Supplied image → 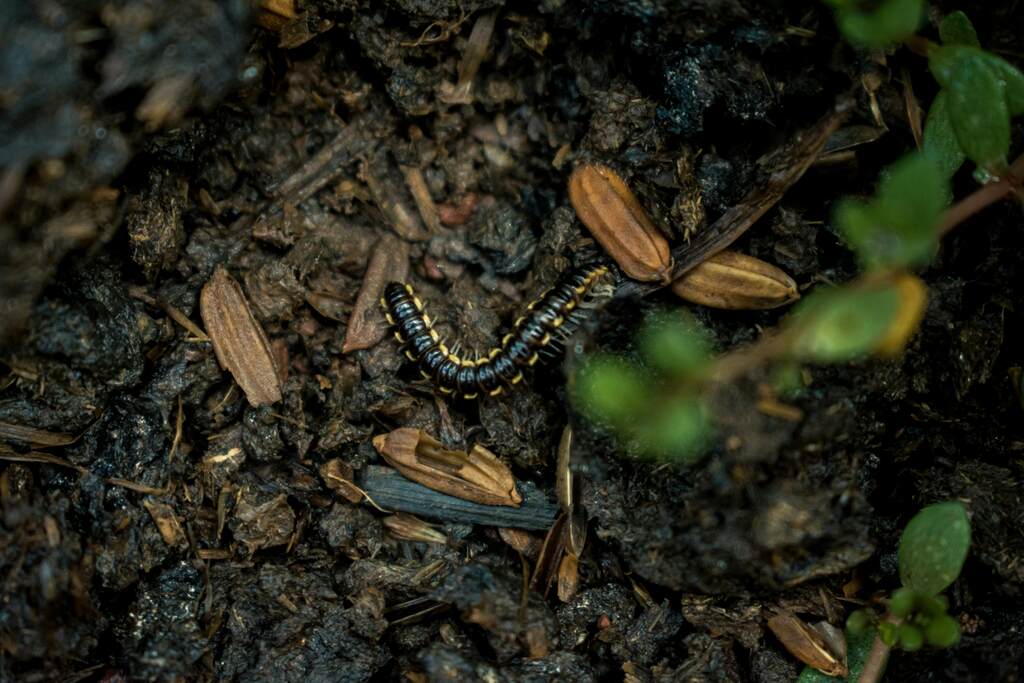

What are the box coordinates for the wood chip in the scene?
[200,268,282,406]
[372,428,521,507]
[401,165,441,233]
[342,235,409,353]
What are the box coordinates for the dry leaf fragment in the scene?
[383,513,447,544]
[671,250,799,310]
[342,235,409,353]
[142,499,188,549]
[200,267,282,406]
[767,611,848,677]
[319,458,364,504]
[372,428,521,507]
[569,164,672,283]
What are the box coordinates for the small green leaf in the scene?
[897,624,924,651]
[898,501,971,596]
[938,11,979,47]
[930,46,1011,167]
[797,624,879,682]
[889,587,916,618]
[836,154,945,269]
[791,286,900,363]
[574,356,647,425]
[639,311,712,379]
[923,91,966,179]
[977,52,1024,115]
[846,609,872,635]
[924,615,961,648]
[832,0,923,48]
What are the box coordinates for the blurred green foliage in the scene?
[825,0,923,48]
[573,311,711,462]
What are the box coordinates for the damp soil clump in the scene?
[1,1,1023,681]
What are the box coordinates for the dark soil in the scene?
[1,1,1023,681]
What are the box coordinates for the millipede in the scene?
[380,263,612,399]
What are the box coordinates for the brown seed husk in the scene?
[372,428,522,507]
[671,250,799,310]
[568,164,672,283]
[767,611,847,677]
[200,267,282,406]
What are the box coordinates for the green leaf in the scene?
[797,625,879,682]
[833,0,923,48]
[930,46,1011,167]
[836,154,945,269]
[898,501,971,596]
[939,11,979,47]
[923,91,966,179]
[790,286,900,362]
[977,52,1024,115]
[639,311,712,379]
[574,356,647,425]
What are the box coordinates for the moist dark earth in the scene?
[1,1,1023,681]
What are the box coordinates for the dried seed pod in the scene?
[767,612,848,678]
[200,268,282,406]
[569,163,672,283]
[671,251,799,310]
[372,428,522,507]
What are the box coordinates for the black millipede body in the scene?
[380,264,610,399]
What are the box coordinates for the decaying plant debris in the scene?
[1,0,1024,681]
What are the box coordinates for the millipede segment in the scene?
[380,264,610,399]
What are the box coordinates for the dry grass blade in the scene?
[200,267,282,407]
[373,428,522,507]
[0,421,76,448]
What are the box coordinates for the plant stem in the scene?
[858,634,892,683]
[938,152,1024,236]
